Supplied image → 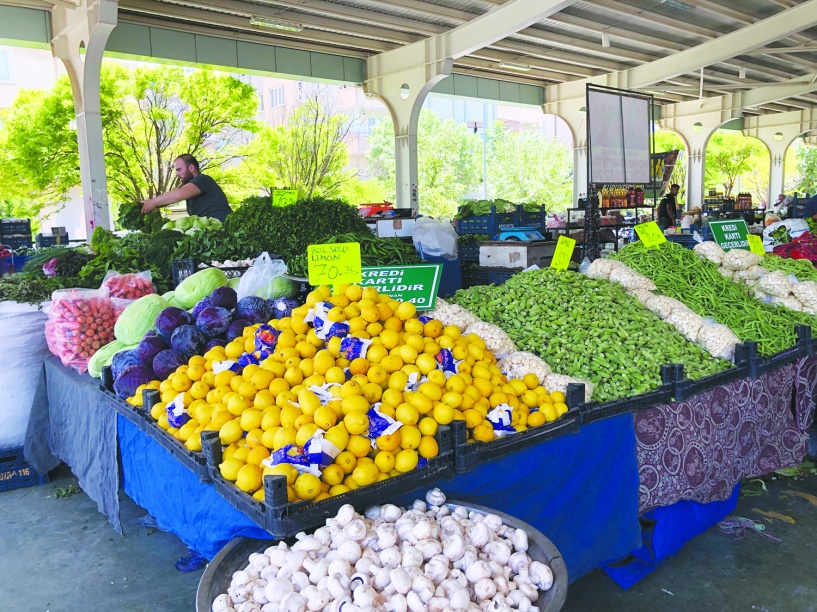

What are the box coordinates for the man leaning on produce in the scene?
[140,154,232,222]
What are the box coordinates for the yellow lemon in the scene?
[346,435,372,458]
[419,382,443,402]
[321,463,345,486]
[219,419,244,445]
[527,411,546,427]
[210,410,233,430]
[340,380,363,399]
[400,425,421,450]
[298,389,322,416]
[415,353,437,375]
[381,355,404,374]
[409,391,432,415]
[261,407,282,430]
[374,450,395,473]
[185,431,202,452]
[240,409,263,432]
[418,435,439,459]
[313,405,338,430]
[433,403,454,425]
[272,426,297,450]
[294,473,322,500]
[150,402,166,421]
[550,391,566,404]
[395,403,419,426]
[189,381,209,400]
[226,394,250,417]
[295,423,319,448]
[232,446,251,462]
[376,430,401,452]
[418,416,438,437]
[523,373,540,390]
[324,366,345,385]
[395,301,417,321]
[246,444,271,465]
[427,370,447,387]
[335,450,357,474]
[554,402,569,417]
[423,319,444,338]
[219,458,244,481]
[351,462,379,487]
[263,463,298,485]
[324,423,350,450]
[472,423,495,442]
[398,344,418,365]
[394,449,419,472]
[245,428,265,449]
[250,368,274,391]
[343,411,369,435]
[279,404,302,428]
[441,391,463,409]
[172,373,192,393]
[254,390,275,410]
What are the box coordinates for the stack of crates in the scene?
[0,447,48,492]
[0,218,32,251]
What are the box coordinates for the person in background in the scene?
[657,184,680,229]
[140,154,232,222]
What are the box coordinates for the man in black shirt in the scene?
[140,154,232,222]
[657,183,680,229]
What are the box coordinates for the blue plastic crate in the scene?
[487,269,517,285]
[458,243,481,262]
[665,234,698,250]
[0,447,49,492]
[461,268,490,288]
[455,206,518,235]
[517,205,547,232]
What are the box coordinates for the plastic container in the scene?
[171,259,264,288]
[196,500,568,612]
[36,234,68,248]
[487,268,518,286]
[580,386,673,424]
[458,242,481,262]
[202,427,454,538]
[660,363,746,402]
[664,234,698,250]
[0,219,32,237]
[2,235,32,250]
[0,447,49,492]
[455,205,518,235]
[734,326,810,378]
[461,267,490,288]
[518,204,548,233]
[451,385,583,474]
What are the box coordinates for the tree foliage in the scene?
[486,121,573,212]
[368,110,482,219]
[792,142,817,195]
[654,131,687,205]
[233,95,356,200]
[0,63,260,220]
[705,130,768,198]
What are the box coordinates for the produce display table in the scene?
[22,356,815,585]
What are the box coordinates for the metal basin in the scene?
[197,500,568,611]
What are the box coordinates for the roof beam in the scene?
[547,0,817,102]
[367,0,578,79]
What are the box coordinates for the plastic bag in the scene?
[644,294,689,320]
[544,373,593,403]
[791,280,817,311]
[696,322,740,361]
[608,265,656,291]
[627,288,654,304]
[412,217,458,259]
[0,301,49,448]
[757,270,795,298]
[722,249,762,271]
[586,257,623,280]
[693,241,725,265]
[464,320,516,359]
[46,287,117,373]
[666,309,705,343]
[427,302,477,330]
[235,252,288,301]
[101,270,155,300]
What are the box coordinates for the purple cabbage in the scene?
[236,296,269,324]
[204,338,227,352]
[191,297,213,318]
[226,318,250,341]
[112,349,142,380]
[270,297,299,319]
[153,349,186,380]
[155,307,194,343]
[196,306,233,337]
[171,324,206,358]
[136,335,168,367]
[114,365,154,399]
[209,286,237,310]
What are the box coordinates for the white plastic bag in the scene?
[0,301,50,448]
[412,217,458,259]
[235,252,288,300]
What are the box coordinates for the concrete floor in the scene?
[2,465,816,612]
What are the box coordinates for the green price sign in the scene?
[634,221,667,248]
[358,264,442,310]
[272,189,299,206]
[747,234,766,256]
[550,235,576,271]
[307,242,362,286]
[709,219,750,252]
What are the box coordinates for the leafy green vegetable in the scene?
[0,274,64,304]
[117,201,165,234]
[288,232,422,277]
[761,255,817,282]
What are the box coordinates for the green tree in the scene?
[793,142,817,194]
[367,110,482,219]
[0,63,260,220]
[232,96,356,200]
[705,131,768,198]
[486,121,573,212]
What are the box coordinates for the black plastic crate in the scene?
[458,243,481,262]
[487,269,517,286]
[734,325,810,378]
[171,256,280,288]
[203,427,454,537]
[580,385,673,424]
[100,387,147,429]
[2,235,32,250]
[0,447,49,492]
[455,206,518,235]
[35,234,68,248]
[452,384,584,474]
[660,363,748,402]
[664,234,698,250]
[0,219,31,237]
[461,268,490,288]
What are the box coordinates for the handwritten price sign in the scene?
[550,235,576,271]
[634,221,667,248]
[272,189,299,206]
[747,234,766,256]
[308,242,362,286]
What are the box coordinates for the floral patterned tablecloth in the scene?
[635,356,817,513]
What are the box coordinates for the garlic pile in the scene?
[212,489,553,612]
[597,260,741,361]
[693,242,817,315]
[199,259,257,269]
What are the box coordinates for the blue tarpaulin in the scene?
[118,416,272,559]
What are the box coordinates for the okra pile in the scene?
[450,268,730,402]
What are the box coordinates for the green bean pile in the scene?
[450,269,730,402]
[761,255,817,282]
[614,241,816,356]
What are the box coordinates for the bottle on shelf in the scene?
[635,185,644,206]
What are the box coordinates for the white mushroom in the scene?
[364,506,382,520]
[302,586,331,612]
[303,558,330,584]
[474,578,497,601]
[528,561,553,591]
[416,538,443,560]
[482,514,503,533]
[313,527,332,547]
[489,561,504,579]
[443,534,466,562]
[412,574,435,603]
[227,586,249,605]
[510,529,529,553]
[453,548,477,572]
[389,567,412,595]
[372,566,392,590]
[424,556,450,585]
[425,488,447,507]
[466,523,491,549]
[279,592,307,612]
[326,575,349,600]
[349,572,370,591]
[376,524,398,550]
[354,556,379,576]
[449,587,471,611]
[253,586,269,605]
[484,541,512,566]
[336,505,356,528]
[277,551,307,579]
[294,536,323,553]
[380,504,402,523]
[452,506,469,520]
[249,554,271,572]
[412,520,439,542]
[212,594,232,612]
[465,560,492,583]
[237,602,262,612]
[401,547,424,568]
[327,558,352,578]
[412,500,427,512]
[508,551,530,575]
[383,593,408,612]
[232,571,252,587]
[353,585,378,608]
[337,540,362,564]
[264,578,293,604]
[405,591,425,612]
[344,519,368,542]
[427,596,450,612]
[494,576,510,597]
[290,571,311,592]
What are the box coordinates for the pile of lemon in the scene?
[128,285,568,505]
